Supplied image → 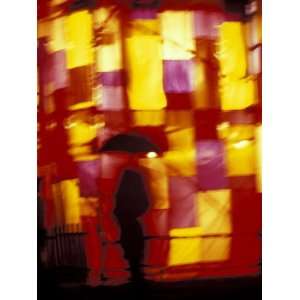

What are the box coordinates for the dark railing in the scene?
[45,224,86,268]
[44,225,261,274]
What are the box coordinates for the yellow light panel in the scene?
[129,19,159,36]
[193,61,210,109]
[196,190,232,234]
[168,227,202,266]
[96,41,122,72]
[201,237,231,262]
[67,120,98,146]
[94,7,123,72]
[220,76,257,111]
[160,11,196,60]
[38,20,50,39]
[49,17,66,52]
[139,157,169,209]
[225,139,256,176]
[132,110,166,126]
[163,149,196,177]
[93,6,119,33]
[60,179,81,224]
[218,22,247,78]
[65,10,94,68]
[218,124,255,141]
[167,128,195,151]
[68,145,93,158]
[125,20,167,110]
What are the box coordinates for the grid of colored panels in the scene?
[38,1,261,283]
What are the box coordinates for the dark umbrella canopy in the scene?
[99,132,161,153]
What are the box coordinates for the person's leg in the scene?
[119,220,145,283]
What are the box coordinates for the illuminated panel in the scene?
[167,128,195,151]
[196,190,232,234]
[77,159,101,197]
[132,110,165,126]
[94,7,123,72]
[193,10,210,38]
[65,10,93,69]
[164,149,197,177]
[168,227,202,266]
[143,209,169,269]
[217,124,255,141]
[51,50,68,90]
[96,41,122,73]
[196,140,228,190]
[38,38,54,114]
[255,125,262,192]
[225,139,256,176]
[201,237,231,262]
[219,110,256,125]
[101,86,125,110]
[195,188,232,262]
[99,153,130,179]
[169,176,197,228]
[160,11,195,60]
[193,60,209,108]
[125,19,167,110]
[98,70,126,110]
[219,76,257,111]
[60,179,81,224]
[139,157,169,209]
[98,71,124,86]
[194,10,225,39]
[163,60,195,93]
[248,46,262,75]
[38,20,50,39]
[50,17,66,52]
[218,22,247,78]
[67,119,97,146]
[245,14,262,48]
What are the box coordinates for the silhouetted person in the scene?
[114,169,149,283]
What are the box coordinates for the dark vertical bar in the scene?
[80,227,87,269]
[54,227,60,266]
[68,224,73,266]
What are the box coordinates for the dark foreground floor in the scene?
[38,268,261,300]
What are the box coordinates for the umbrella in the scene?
[99,132,161,153]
